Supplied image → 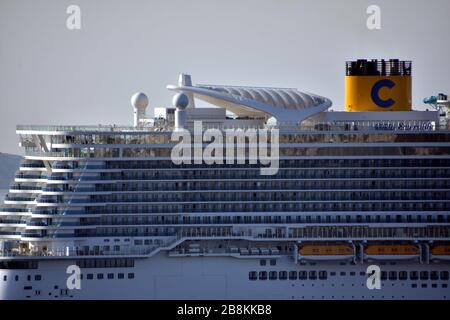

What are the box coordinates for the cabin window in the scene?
[389,271,397,280]
[399,271,407,280]
[420,271,429,280]
[409,271,418,280]
[298,271,307,280]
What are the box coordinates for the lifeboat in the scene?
[364,244,419,261]
[298,244,354,261]
[430,245,450,261]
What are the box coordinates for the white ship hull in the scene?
[1,252,449,300]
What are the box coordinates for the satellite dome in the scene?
[131,92,149,109]
[172,93,189,110]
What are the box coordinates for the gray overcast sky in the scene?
[1,0,450,154]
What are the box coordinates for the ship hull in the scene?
[1,252,449,300]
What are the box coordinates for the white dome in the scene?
[131,92,149,109]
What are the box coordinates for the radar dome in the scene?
[172,93,189,110]
[131,92,149,109]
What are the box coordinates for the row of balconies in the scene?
[16,157,450,172]
[15,170,450,183]
[2,211,449,229]
[96,169,450,180]
[14,173,45,180]
[89,180,450,192]
[42,132,450,145]
[28,201,450,217]
[24,225,446,239]
[85,202,450,213]
[104,158,450,169]
[23,146,450,160]
[19,220,450,229]
[9,184,42,191]
[35,190,450,204]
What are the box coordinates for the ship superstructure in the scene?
[0,60,449,299]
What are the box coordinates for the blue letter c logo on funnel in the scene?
[371,79,395,108]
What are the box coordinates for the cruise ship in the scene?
[0,59,449,300]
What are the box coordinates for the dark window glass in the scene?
[389,271,397,280]
[298,271,307,280]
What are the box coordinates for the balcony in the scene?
[15,174,45,180]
